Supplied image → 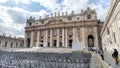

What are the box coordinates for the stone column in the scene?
[36,31,40,47]
[94,27,99,49]
[45,30,48,47]
[62,28,65,47]
[57,29,59,47]
[73,27,76,42]
[65,28,68,47]
[24,33,27,48]
[30,31,34,47]
[50,29,53,47]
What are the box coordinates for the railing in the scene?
[92,52,113,68]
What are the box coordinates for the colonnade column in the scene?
[62,28,65,47]
[50,29,53,47]
[36,31,40,47]
[57,29,59,47]
[30,31,34,47]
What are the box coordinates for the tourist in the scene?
[112,49,119,65]
[98,49,104,60]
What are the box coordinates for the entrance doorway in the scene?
[40,44,43,47]
[69,39,72,48]
[60,42,62,47]
[48,42,50,47]
[53,40,57,47]
[88,35,94,50]
[27,38,30,47]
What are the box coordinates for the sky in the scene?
[0,0,110,37]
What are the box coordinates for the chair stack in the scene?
[0,51,91,68]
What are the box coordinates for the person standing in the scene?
[112,49,119,65]
[98,50,104,60]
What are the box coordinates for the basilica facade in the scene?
[24,7,103,50]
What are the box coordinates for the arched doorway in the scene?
[27,38,30,47]
[88,35,94,49]
[53,40,57,47]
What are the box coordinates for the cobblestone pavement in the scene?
[104,52,120,68]
[90,55,96,68]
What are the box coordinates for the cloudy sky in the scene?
[0,0,110,37]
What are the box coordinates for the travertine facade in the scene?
[25,7,103,50]
[101,0,120,52]
[0,33,24,48]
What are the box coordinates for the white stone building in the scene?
[0,33,24,48]
[101,0,120,52]
[24,7,103,50]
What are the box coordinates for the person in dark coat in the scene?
[112,49,119,65]
[98,50,104,60]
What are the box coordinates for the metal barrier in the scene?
[92,52,113,68]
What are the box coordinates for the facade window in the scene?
[88,26,92,33]
[29,22,31,26]
[107,28,110,35]
[5,42,7,47]
[0,41,1,45]
[68,28,73,35]
[87,15,91,19]
[113,33,116,43]
[11,42,13,48]
[68,16,72,20]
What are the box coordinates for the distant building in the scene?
[25,7,103,50]
[101,0,120,52]
[0,33,24,48]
